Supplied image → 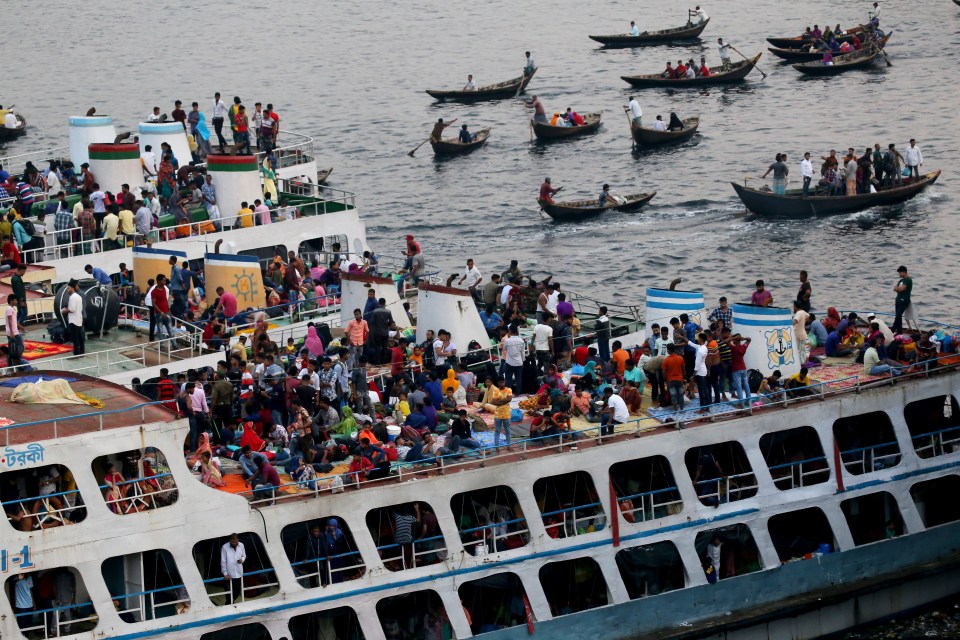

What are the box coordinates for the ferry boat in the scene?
[1,297,960,640]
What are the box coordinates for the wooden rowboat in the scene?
[425,68,537,103]
[766,25,867,50]
[430,128,491,155]
[631,116,700,146]
[792,43,885,75]
[770,33,890,62]
[539,192,656,221]
[589,18,710,47]
[531,113,602,140]
[0,112,27,142]
[621,54,761,88]
[731,170,941,217]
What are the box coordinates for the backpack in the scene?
[47,319,66,344]
[748,369,764,393]
[15,218,35,237]
[883,151,895,171]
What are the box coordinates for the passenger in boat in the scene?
[661,61,677,79]
[629,21,641,36]
[458,124,474,143]
[699,56,711,76]
[676,59,688,77]
[761,153,789,196]
[564,108,585,126]
[668,112,685,131]
[462,74,477,92]
[652,115,667,131]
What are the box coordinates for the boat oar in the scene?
[515,72,526,98]
[407,138,431,157]
[731,46,767,78]
[623,107,636,148]
[859,24,892,66]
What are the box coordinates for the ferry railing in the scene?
[290,549,365,586]
[14,600,98,639]
[0,146,70,175]
[911,425,960,459]
[98,471,178,515]
[114,583,190,622]
[541,502,606,538]
[766,456,831,490]
[227,291,344,337]
[838,442,902,475]
[694,471,759,505]
[458,516,531,554]
[616,486,684,523]
[2,486,85,529]
[202,566,280,604]
[374,534,447,569]
[0,399,168,447]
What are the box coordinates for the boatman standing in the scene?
[527,95,547,123]
[800,152,813,196]
[717,37,732,69]
[869,2,880,24]
[904,139,923,180]
[539,178,562,204]
[689,5,708,24]
[524,51,535,76]
[627,96,642,128]
[430,118,456,143]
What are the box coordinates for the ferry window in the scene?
[281,517,365,588]
[615,542,686,599]
[768,507,838,562]
[239,245,288,271]
[910,475,960,528]
[92,449,178,515]
[200,623,272,640]
[904,395,960,459]
[290,607,365,640]
[325,235,348,259]
[102,549,188,622]
[533,471,605,539]
[458,573,530,634]
[694,524,763,581]
[450,486,529,555]
[5,568,97,637]
[841,492,904,545]
[684,443,758,506]
[376,590,454,640]
[759,426,830,490]
[833,412,902,475]
[366,501,447,571]
[538,557,609,615]
[192,533,279,606]
[297,238,324,257]
[1,464,86,531]
[610,455,683,523]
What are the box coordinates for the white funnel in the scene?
[206,155,261,222]
[138,121,192,169]
[732,304,801,378]
[69,116,117,168]
[416,284,489,351]
[340,272,411,329]
[87,143,142,196]
[645,287,705,339]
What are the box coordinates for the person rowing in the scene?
[526,95,547,123]
[523,51,535,77]
[688,5,708,25]
[539,177,562,204]
[430,118,457,143]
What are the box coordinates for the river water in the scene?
[2,3,958,633]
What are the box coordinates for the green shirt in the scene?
[896,277,912,305]
[624,366,645,386]
[10,273,25,304]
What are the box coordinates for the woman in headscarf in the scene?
[580,361,598,390]
[195,112,212,160]
[441,369,460,395]
[304,325,325,358]
[197,450,225,488]
[823,307,841,333]
[668,112,685,131]
[251,312,269,354]
[322,517,351,583]
[336,406,358,437]
[157,153,176,200]
[261,157,277,200]
[619,382,643,414]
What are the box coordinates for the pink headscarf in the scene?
[305,325,325,357]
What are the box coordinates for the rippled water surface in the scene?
[4,0,959,319]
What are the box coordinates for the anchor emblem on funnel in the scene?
[765,328,794,369]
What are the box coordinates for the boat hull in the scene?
[431,128,491,155]
[539,192,655,221]
[532,113,602,140]
[621,54,761,88]
[767,27,864,50]
[731,170,941,216]
[426,68,537,102]
[631,116,700,145]
[768,46,827,62]
[0,113,27,141]
[589,18,709,47]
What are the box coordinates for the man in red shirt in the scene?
[725,333,752,407]
[539,177,561,204]
[1,236,20,267]
[156,367,177,411]
[151,274,174,339]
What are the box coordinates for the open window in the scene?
[377,590,454,640]
[911,475,960,528]
[92,449,178,515]
[458,573,531,634]
[610,456,683,523]
[533,471,605,539]
[5,568,97,637]
[2,463,86,531]
[366,502,446,571]
[841,492,904,545]
[834,411,902,475]
[904,395,960,459]
[539,558,609,616]
[281,517,365,587]
[450,486,529,555]
[102,549,188,622]
[290,607,366,640]
[759,426,830,490]
[694,524,763,581]
[200,623,272,640]
[685,443,758,506]
[616,542,686,598]
[768,507,838,562]
[192,533,279,605]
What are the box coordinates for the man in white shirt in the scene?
[5,295,25,367]
[60,279,85,355]
[533,313,554,375]
[627,96,642,127]
[45,167,62,198]
[212,92,229,150]
[653,115,667,131]
[630,21,640,36]
[141,145,158,178]
[679,333,710,411]
[600,387,629,435]
[458,258,483,300]
[792,301,810,366]
[904,138,923,180]
[689,5,708,24]
[146,107,161,123]
[718,38,732,69]
[800,152,814,196]
[220,534,247,603]
[463,75,477,92]
[433,330,457,370]
[545,284,560,315]
[3,112,17,128]
[144,278,158,341]
[866,313,894,344]
[501,325,527,393]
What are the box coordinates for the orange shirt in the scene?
[611,349,630,375]
[345,319,368,347]
[490,386,513,420]
[661,354,686,382]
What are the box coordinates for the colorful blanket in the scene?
[21,340,73,361]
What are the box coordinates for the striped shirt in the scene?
[393,513,417,545]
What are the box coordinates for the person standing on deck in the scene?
[61,279,85,355]
[761,153,789,195]
[11,264,27,328]
[458,258,483,300]
[539,177,561,204]
[800,152,813,196]
[904,139,923,180]
[212,93,228,151]
[6,295,25,368]
[524,51,535,76]
[796,271,812,312]
[752,280,773,307]
[526,95,547,123]
[793,301,810,365]
[429,118,455,144]
[717,38,732,69]
[627,96,642,128]
[892,265,912,334]
[844,150,859,196]
[220,534,246,604]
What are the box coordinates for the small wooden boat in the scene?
[766,26,866,50]
[631,116,700,146]
[589,18,710,47]
[731,170,941,217]
[793,42,885,75]
[0,112,27,142]
[770,33,890,62]
[425,68,537,103]
[317,167,333,184]
[621,54,761,88]
[430,128,491,155]
[531,113,602,140]
[539,192,656,221]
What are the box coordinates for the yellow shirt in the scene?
[396,400,410,418]
[118,209,136,234]
[491,386,513,420]
[788,373,810,387]
[238,208,254,228]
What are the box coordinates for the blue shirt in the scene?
[480,311,502,331]
[684,321,698,341]
[169,264,184,291]
[14,575,33,609]
[424,380,444,408]
[459,129,472,143]
[405,411,427,430]
[825,331,842,356]
[422,404,438,429]
[90,267,112,285]
[810,320,828,346]
[362,297,378,321]
[239,451,267,477]
[12,220,32,248]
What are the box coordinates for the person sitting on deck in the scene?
[662,61,677,79]
[784,367,815,397]
[539,177,561,204]
[864,336,904,376]
[757,370,784,403]
[462,75,477,92]
[653,115,667,131]
[630,21,640,36]
[668,112,685,131]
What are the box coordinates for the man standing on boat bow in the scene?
[430,118,457,144]
[539,178,562,204]
[626,96,642,128]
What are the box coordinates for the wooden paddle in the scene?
[408,118,457,156]
[515,70,527,98]
[623,107,636,148]
[730,46,767,78]
[859,24,892,66]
